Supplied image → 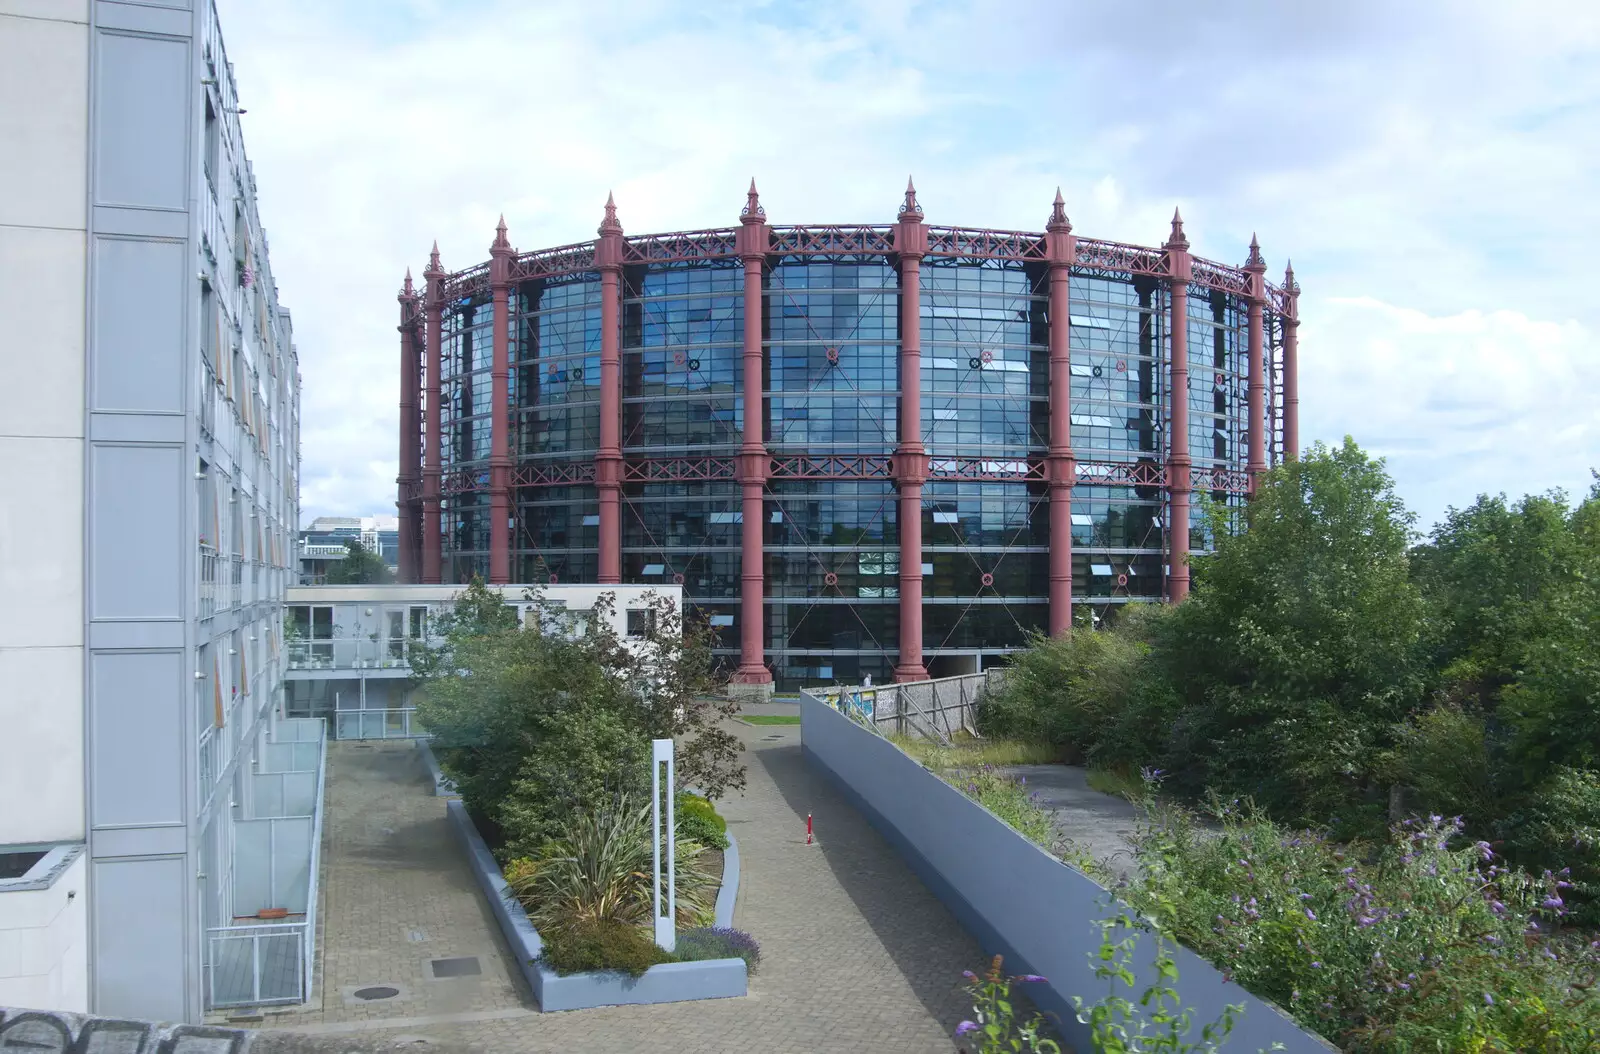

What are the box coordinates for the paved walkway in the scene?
[251,721,986,1053]
[1007,764,1143,879]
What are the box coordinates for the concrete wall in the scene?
[799,692,1335,1053]
[0,851,88,1014]
[0,0,92,1014]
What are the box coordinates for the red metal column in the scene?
[894,179,929,683]
[1044,191,1078,636]
[1164,211,1192,604]
[397,269,421,582]
[733,181,773,689]
[422,243,445,584]
[1283,261,1300,461]
[595,194,624,584]
[1244,234,1268,491]
[489,217,513,584]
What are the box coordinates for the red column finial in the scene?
[1047,187,1072,233]
[733,181,773,694]
[599,191,623,236]
[1165,208,1189,252]
[402,266,414,297]
[428,240,442,273]
[899,175,923,218]
[1045,188,1078,636]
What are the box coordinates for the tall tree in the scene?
[1160,437,1429,825]
[324,537,394,584]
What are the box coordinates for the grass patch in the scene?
[888,734,1058,770]
[1084,766,1147,801]
[741,714,801,725]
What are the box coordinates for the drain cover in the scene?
[353,985,400,1001]
[430,956,482,978]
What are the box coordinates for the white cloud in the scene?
[214,0,1600,531]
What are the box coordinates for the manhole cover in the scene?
[353,985,400,1001]
[429,956,482,978]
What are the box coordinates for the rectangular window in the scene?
[408,606,428,639]
[625,608,656,639]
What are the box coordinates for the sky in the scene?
[214,0,1600,534]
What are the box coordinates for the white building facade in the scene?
[0,0,302,1023]
[283,584,685,736]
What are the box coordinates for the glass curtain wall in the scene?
[764,259,899,686]
[441,291,492,581]
[621,263,744,652]
[510,275,602,583]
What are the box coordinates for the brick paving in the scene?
[252,722,987,1053]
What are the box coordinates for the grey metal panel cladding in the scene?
[91,855,189,1022]
[89,445,183,619]
[90,237,186,413]
[92,30,189,212]
[90,650,185,829]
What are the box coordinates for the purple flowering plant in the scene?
[1081,796,1600,1052]
[955,954,1061,1054]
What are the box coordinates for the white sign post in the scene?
[650,737,677,952]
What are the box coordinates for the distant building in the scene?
[297,515,399,584]
[0,0,302,1023]
[282,583,683,736]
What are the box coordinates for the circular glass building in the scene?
[396,181,1301,693]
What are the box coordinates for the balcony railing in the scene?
[286,637,428,672]
[333,707,424,741]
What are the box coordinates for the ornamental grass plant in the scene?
[1098,788,1600,1052]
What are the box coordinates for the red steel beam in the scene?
[1165,211,1193,604]
[1045,190,1077,636]
[397,269,421,583]
[733,182,772,689]
[1283,262,1300,461]
[489,217,514,584]
[595,195,625,584]
[1245,235,1268,491]
[422,243,445,584]
[893,180,929,683]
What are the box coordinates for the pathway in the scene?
[1008,764,1143,880]
[249,720,987,1053]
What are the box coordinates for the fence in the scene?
[206,718,327,1009]
[332,707,423,741]
[804,669,1006,743]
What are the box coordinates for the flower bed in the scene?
[448,799,747,1011]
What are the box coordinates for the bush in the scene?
[538,918,672,978]
[1100,797,1600,1052]
[1501,766,1600,927]
[676,792,729,850]
[507,794,718,934]
[674,926,761,973]
[947,764,1057,849]
[1384,703,1503,824]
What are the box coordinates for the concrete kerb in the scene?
[798,691,1336,1054]
[446,800,747,1012]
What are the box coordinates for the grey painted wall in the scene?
[799,693,1335,1053]
[84,0,202,1023]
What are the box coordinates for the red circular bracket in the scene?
[672,351,686,367]
[672,573,685,585]
[1116,573,1128,586]
[980,349,994,365]
[548,573,560,584]
[980,572,994,587]
[823,571,839,587]
[826,347,840,365]
[1115,359,1127,372]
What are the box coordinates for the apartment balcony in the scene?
[284,637,426,678]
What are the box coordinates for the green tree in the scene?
[1160,437,1428,826]
[413,584,744,858]
[323,537,394,584]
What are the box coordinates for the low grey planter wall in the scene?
[798,692,1335,1053]
[418,740,458,798]
[447,800,747,1012]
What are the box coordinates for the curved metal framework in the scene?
[397,182,1300,689]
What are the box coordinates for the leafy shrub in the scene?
[537,918,672,978]
[1382,703,1502,824]
[956,954,1060,1053]
[1099,796,1600,1052]
[676,792,729,850]
[674,926,761,973]
[1072,914,1243,1053]
[507,795,718,934]
[1501,766,1600,926]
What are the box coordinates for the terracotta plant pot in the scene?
[258,907,288,920]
